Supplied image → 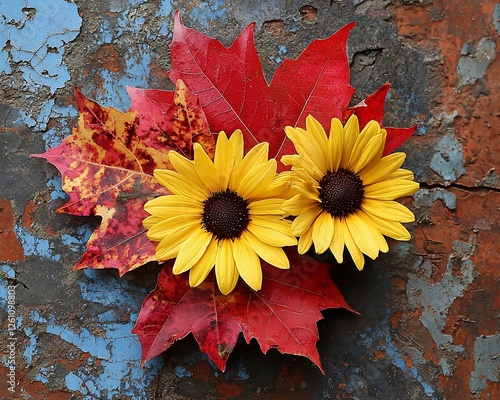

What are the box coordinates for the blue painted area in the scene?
[78,268,149,310]
[430,133,466,182]
[23,326,37,366]
[1,264,16,279]
[414,188,457,210]
[36,367,52,384]
[0,0,82,93]
[157,0,173,36]
[25,267,162,397]
[469,333,500,397]
[14,225,60,261]
[45,316,162,398]
[31,310,48,324]
[175,365,193,378]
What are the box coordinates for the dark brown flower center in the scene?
[202,189,250,240]
[318,168,364,218]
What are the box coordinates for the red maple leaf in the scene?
[33,80,215,274]
[132,248,353,372]
[160,11,414,166]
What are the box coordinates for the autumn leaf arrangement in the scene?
[35,12,419,372]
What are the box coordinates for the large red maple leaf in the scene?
[132,248,353,372]
[33,80,215,274]
[156,11,414,165]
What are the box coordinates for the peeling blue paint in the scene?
[469,333,500,397]
[414,188,457,210]
[23,326,37,366]
[157,0,173,36]
[494,4,500,35]
[14,224,60,261]
[175,365,193,378]
[458,37,496,87]
[430,133,466,182]
[46,317,161,398]
[407,238,476,375]
[1,263,16,279]
[0,0,82,93]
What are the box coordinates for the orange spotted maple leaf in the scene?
[34,80,215,274]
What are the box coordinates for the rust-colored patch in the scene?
[392,1,500,189]
[21,199,37,229]
[0,365,70,400]
[88,43,123,73]
[0,198,25,262]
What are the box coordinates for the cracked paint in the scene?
[407,238,476,375]
[0,0,81,93]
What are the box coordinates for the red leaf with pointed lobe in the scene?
[133,248,353,372]
[167,12,415,164]
[33,80,215,274]
[347,82,416,154]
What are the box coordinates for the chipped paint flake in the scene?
[469,333,500,397]
[430,133,466,182]
[407,238,476,375]
[458,37,496,87]
[414,188,457,210]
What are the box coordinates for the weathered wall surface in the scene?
[0,0,498,399]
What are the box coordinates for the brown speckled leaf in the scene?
[33,80,214,274]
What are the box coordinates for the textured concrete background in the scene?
[0,0,498,399]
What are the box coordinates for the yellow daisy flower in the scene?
[281,114,419,270]
[144,130,297,295]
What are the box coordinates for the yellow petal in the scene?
[282,195,319,215]
[172,228,213,274]
[304,115,328,173]
[143,215,162,229]
[361,198,415,222]
[144,195,203,218]
[168,151,210,196]
[356,210,389,254]
[365,213,411,241]
[350,133,385,173]
[233,236,262,291]
[312,211,334,254]
[147,216,200,241]
[291,205,322,236]
[189,238,217,287]
[243,231,290,269]
[236,159,277,199]
[230,142,269,188]
[345,120,380,171]
[193,143,220,192]
[248,198,286,215]
[154,223,198,260]
[328,118,344,172]
[345,213,379,259]
[293,182,320,201]
[364,179,420,200]
[340,114,359,168]
[154,169,207,201]
[297,226,313,254]
[329,217,344,263]
[214,132,235,189]
[228,129,244,166]
[389,168,415,181]
[215,239,239,295]
[247,217,297,247]
[339,218,365,270]
[357,152,406,186]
